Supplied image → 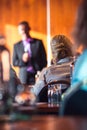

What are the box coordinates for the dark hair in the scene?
[50,35,73,63]
[18,21,31,31]
[72,0,87,47]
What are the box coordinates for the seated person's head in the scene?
[0,35,6,46]
[50,35,73,64]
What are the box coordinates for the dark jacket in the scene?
[13,38,47,72]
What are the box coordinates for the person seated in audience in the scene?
[0,36,20,98]
[71,0,87,87]
[30,34,74,97]
[59,0,87,116]
[0,35,25,102]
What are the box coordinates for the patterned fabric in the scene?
[31,57,73,96]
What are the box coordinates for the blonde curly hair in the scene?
[50,35,73,64]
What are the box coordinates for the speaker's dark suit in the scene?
[13,38,47,84]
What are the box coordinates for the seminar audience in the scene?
[15,34,74,104]
[59,0,87,116]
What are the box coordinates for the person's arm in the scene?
[1,50,10,81]
[31,68,47,96]
[31,80,45,96]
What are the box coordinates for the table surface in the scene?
[13,102,59,115]
[0,115,87,130]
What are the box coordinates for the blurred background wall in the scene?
[0,0,81,70]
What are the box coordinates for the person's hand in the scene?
[15,91,36,105]
[35,71,41,82]
[22,52,30,62]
